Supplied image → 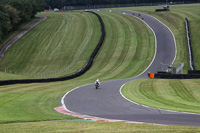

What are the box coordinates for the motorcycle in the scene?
[95,82,99,89]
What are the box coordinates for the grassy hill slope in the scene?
[0,4,200,132]
[122,78,200,114]
[0,11,101,79]
[122,4,200,114]
[121,4,200,72]
[0,11,154,123]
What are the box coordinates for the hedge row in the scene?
[0,11,105,86]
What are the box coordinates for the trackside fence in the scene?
[185,17,195,70]
[63,2,185,10]
[148,17,200,79]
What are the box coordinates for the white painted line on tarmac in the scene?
[58,11,199,127]
[119,11,200,116]
[141,12,177,65]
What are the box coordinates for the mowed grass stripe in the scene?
[80,12,154,81]
[67,13,94,71]
[177,5,200,69]
[58,12,101,77]
[0,12,100,79]
[96,12,129,78]
[79,12,122,80]
[80,12,132,80]
[115,13,154,78]
[102,13,133,79]
[147,12,190,73]
[0,11,155,123]
[0,72,26,80]
[121,4,200,72]
[108,12,154,79]
[0,12,77,73]
[0,81,79,123]
[28,13,90,73]
[92,12,119,72]
[115,6,189,72]
[169,80,196,102]
[122,79,200,113]
[138,80,199,109]
[0,5,200,132]
[1,121,200,133]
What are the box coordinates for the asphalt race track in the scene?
[63,10,200,127]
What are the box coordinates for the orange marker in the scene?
[150,73,155,79]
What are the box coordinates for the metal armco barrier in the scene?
[148,18,200,79]
[185,17,195,70]
[0,11,105,86]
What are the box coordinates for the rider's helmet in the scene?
[96,78,100,85]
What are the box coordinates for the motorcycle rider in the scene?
[95,78,100,86]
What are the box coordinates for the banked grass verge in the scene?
[0,11,155,123]
[0,11,105,85]
[0,11,101,80]
[0,7,199,132]
[118,4,200,73]
[122,79,200,114]
[0,121,200,133]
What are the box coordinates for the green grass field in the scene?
[121,3,200,115]
[122,79,200,114]
[114,4,200,73]
[0,11,154,80]
[0,121,200,133]
[0,18,39,50]
[0,10,154,122]
[0,12,101,79]
[79,11,154,81]
[0,4,200,132]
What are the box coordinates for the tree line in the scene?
[1,0,200,42]
[45,0,200,9]
[0,0,45,42]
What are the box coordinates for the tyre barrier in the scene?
[155,9,169,12]
[185,17,196,70]
[147,17,200,79]
[0,11,105,86]
[155,6,169,12]
[149,70,200,79]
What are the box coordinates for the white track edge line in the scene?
[119,11,200,116]
[60,83,155,124]
[60,10,198,125]
[125,11,157,79]
[60,10,159,123]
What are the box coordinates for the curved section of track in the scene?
[62,11,200,127]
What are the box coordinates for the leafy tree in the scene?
[0,6,12,35]
[0,0,45,42]
[44,0,200,8]
[35,0,46,12]
[4,4,20,29]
